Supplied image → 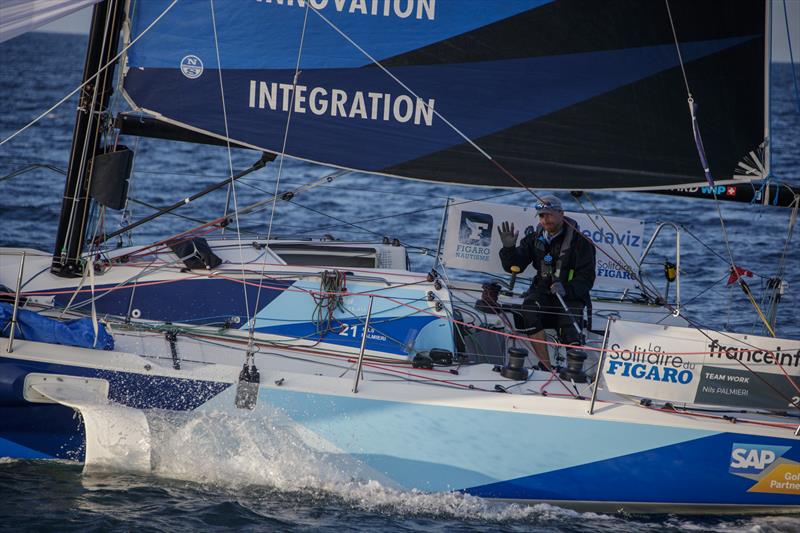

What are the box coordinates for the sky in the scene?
[39,1,800,63]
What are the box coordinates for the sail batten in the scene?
[121,0,767,190]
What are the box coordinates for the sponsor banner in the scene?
[604,320,800,411]
[442,199,645,291]
[729,443,800,495]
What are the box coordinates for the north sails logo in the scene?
[734,150,766,181]
[180,55,204,79]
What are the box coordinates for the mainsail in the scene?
[122,0,767,190]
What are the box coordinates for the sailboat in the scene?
[1,0,799,514]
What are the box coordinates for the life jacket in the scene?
[533,218,593,330]
[533,218,575,285]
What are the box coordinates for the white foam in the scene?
[75,405,800,526]
[72,403,617,522]
[662,516,800,533]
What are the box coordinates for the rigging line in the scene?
[742,282,777,337]
[53,257,188,313]
[445,295,577,396]
[236,171,335,200]
[761,195,800,332]
[339,282,792,361]
[233,176,277,197]
[87,58,128,258]
[664,0,692,99]
[664,0,776,335]
[107,171,340,262]
[209,0,252,331]
[308,7,505,165]
[784,0,800,113]
[579,193,646,272]
[305,5,665,307]
[680,224,742,270]
[287,198,408,242]
[572,193,662,300]
[774,194,799,282]
[292,191,523,237]
[679,272,730,308]
[248,2,312,342]
[709,190,739,277]
[307,6,538,198]
[680,314,800,402]
[0,0,180,148]
[213,4,233,230]
[132,169,242,178]
[319,183,463,200]
[127,198,208,225]
[118,135,143,246]
[0,163,66,182]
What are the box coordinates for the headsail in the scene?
[122,0,767,190]
[0,0,100,44]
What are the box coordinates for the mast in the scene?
[764,0,772,180]
[51,0,126,277]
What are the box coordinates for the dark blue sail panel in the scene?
[122,0,766,190]
[124,38,754,171]
[126,0,547,69]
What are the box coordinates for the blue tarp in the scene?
[0,302,114,350]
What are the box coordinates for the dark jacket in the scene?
[499,216,596,304]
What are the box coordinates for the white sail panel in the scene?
[0,0,99,44]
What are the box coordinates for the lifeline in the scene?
[249,81,436,126]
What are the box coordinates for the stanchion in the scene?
[6,252,26,353]
[588,315,616,415]
[352,295,375,393]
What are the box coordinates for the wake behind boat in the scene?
[1,0,799,514]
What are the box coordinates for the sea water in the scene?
[1,32,799,532]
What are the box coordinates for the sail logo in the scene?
[249,81,435,126]
[671,185,737,197]
[255,0,437,21]
[180,55,204,79]
[729,443,790,475]
[455,211,492,262]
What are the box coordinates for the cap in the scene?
[535,195,563,215]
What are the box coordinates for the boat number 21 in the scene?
[339,324,362,337]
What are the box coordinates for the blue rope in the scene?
[689,100,715,187]
[749,180,765,205]
[784,0,800,113]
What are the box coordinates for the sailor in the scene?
[497,195,596,369]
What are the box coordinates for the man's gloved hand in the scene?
[550,281,566,297]
[497,221,518,248]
